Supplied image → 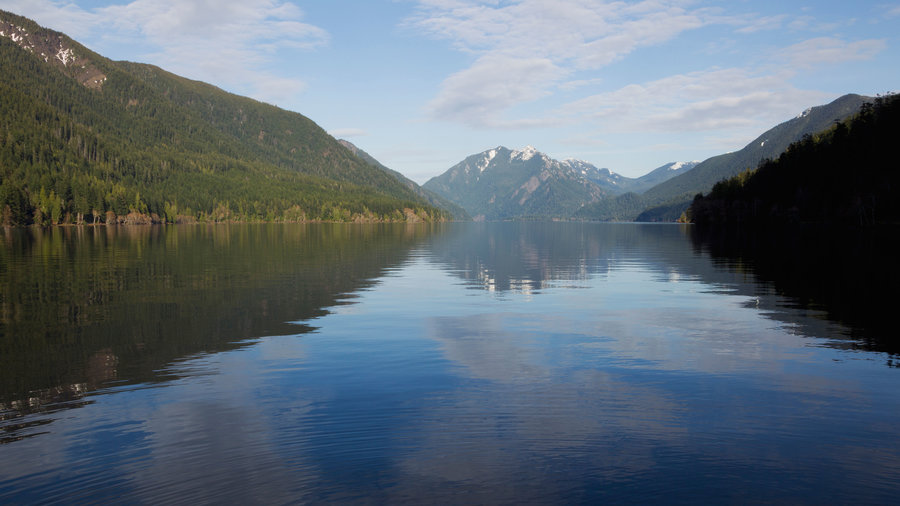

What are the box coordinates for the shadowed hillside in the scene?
[575,94,870,222]
[688,93,899,227]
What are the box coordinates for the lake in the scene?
[1,222,898,504]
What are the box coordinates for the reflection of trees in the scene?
[0,347,120,444]
[425,222,898,359]
[0,224,433,411]
[689,225,900,355]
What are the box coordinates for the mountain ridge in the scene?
[573,93,871,222]
[633,93,872,221]
[0,9,446,225]
[337,139,471,220]
[427,92,870,223]
[423,146,608,220]
[688,93,899,226]
[423,145,697,221]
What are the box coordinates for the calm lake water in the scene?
[1,222,898,504]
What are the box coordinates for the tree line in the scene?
[0,29,445,226]
[687,93,899,227]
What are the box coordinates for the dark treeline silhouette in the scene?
[688,93,899,226]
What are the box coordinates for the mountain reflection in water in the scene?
[1,222,898,503]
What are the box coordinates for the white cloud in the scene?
[408,1,889,147]
[409,0,710,127]
[558,77,605,92]
[425,54,566,128]
[99,0,328,50]
[785,15,841,33]
[734,14,787,34]
[559,68,831,133]
[409,1,891,137]
[779,37,886,68]
[0,0,95,37]
[102,0,328,89]
[410,0,705,65]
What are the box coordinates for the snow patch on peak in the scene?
[477,148,498,172]
[563,158,596,172]
[668,161,700,171]
[511,145,538,161]
[796,107,813,119]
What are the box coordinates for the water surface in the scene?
[1,223,898,503]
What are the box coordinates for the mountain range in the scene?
[423,146,703,220]
[630,93,872,221]
[689,93,899,227]
[422,146,607,220]
[0,9,876,226]
[425,94,869,222]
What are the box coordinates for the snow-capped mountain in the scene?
[559,159,631,193]
[422,145,701,220]
[423,146,611,221]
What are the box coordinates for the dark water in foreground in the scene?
[1,223,898,504]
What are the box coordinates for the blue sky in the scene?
[3,1,898,182]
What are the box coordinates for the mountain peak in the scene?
[477,147,501,172]
[510,145,539,161]
[424,145,616,220]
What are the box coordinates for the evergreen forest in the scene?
[688,93,899,227]
[0,11,444,226]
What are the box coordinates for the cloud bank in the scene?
[408,0,886,141]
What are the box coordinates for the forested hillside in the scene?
[688,94,899,226]
[574,94,869,222]
[337,140,471,220]
[0,10,443,225]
